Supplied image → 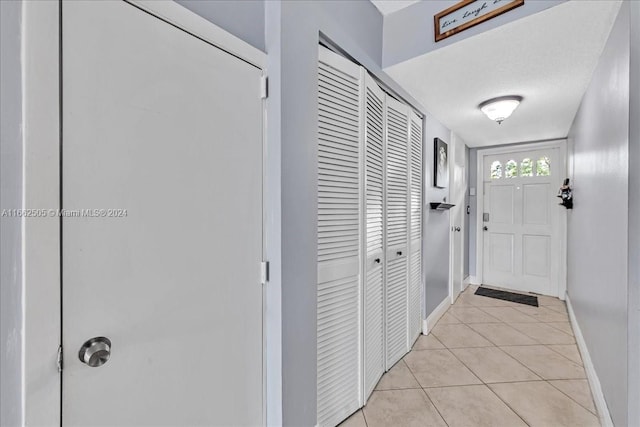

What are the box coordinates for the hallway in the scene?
[340,286,599,427]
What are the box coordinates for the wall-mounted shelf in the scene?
[430,202,455,210]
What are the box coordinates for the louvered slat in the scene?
[317,47,362,427]
[363,74,385,400]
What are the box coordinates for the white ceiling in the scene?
[370,0,420,16]
[385,0,622,147]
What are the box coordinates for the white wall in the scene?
[627,3,639,425]
[0,1,23,425]
[382,0,566,68]
[566,3,632,425]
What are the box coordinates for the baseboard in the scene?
[422,297,450,335]
[565,294,613,427]
[468,275,479,285]
[463,276,470,288]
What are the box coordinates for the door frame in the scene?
[475,139,568,299]
[449,133,466,303]
[21,1,270,424]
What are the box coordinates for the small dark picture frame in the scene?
[434,137,448,188]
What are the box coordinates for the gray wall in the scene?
[0,1,23,426]
[566,3,631,425]
[423,116,452,316]
[175,0,265,51]
[266,1,385,425]
[382,0,566,67]
[627,2,639,426]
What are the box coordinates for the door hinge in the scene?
[57,345,63,373]
[261,261,269,285]
[260,75,268,99]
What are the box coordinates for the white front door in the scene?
[481,149,561,296]
[62,2,264,425]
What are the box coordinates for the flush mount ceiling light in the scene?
[479,96,523,124]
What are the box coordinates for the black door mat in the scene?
[475,286,539,307]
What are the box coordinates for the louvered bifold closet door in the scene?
[317,46,364,427]
[407,111,423,344]
[363,73,385,400]
[384,96,410,369]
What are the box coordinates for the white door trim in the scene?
[475,139,567,298]
[21,1,269,424]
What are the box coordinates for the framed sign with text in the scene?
[434,0,524,42]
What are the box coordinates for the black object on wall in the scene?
[558,178,573,209]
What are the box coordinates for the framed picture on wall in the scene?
[434,137,448,188]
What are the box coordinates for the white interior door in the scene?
[481,149,560,296]
[384,96,409,370]
[62,2,264,425]
[407,112,422,345]
[317,46,363,427]
[450,135,466,302]
[363,73,385,401]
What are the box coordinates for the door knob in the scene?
[374,258,381,264]
[483,226,488,231]
[78,337,111,367]
[396,251,403,256]
[455,227,461,232]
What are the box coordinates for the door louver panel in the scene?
[317,47,425,427]
[384,97,409,369]
[317,47,362,427]
[408,112,423,342]
[363,73,385,400]
[385,256,408,367]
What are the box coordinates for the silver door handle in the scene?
[79,337,111,367]
[483,226,488,231]
[455,227,461,232]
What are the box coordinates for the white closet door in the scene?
[363,73,385,400]
[384,96,410,369]
[317,46,363,427]
[408,112,423,344]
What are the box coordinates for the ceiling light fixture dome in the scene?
[479,95,523,124]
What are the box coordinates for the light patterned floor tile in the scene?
[448,306,502,323]
[548,344,583,365]
[501,345,586,380]
[546,321,574,335]
[549,379,597,414]
[425,384,527,427]
[375,360,420,390]
[404,349,482,387]
[451,347,541,383]
[489,381,600,427]
[435,312,461,325]
[412,334,445,350]
[338,410,367,427]
[431,323,494,348]
[468,322,539,346]
[513,305,569,322]
[510,322,576,344]
[363,389,447,427]
[480,307,540,323]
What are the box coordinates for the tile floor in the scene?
[339,285,600,427]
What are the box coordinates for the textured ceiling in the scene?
[370,0,420,15]
[385,0,622,147]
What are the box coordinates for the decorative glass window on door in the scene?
[490,160,502,179]
[505,160,517,178]
[536,157,550,176]
[520,158,533,177]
